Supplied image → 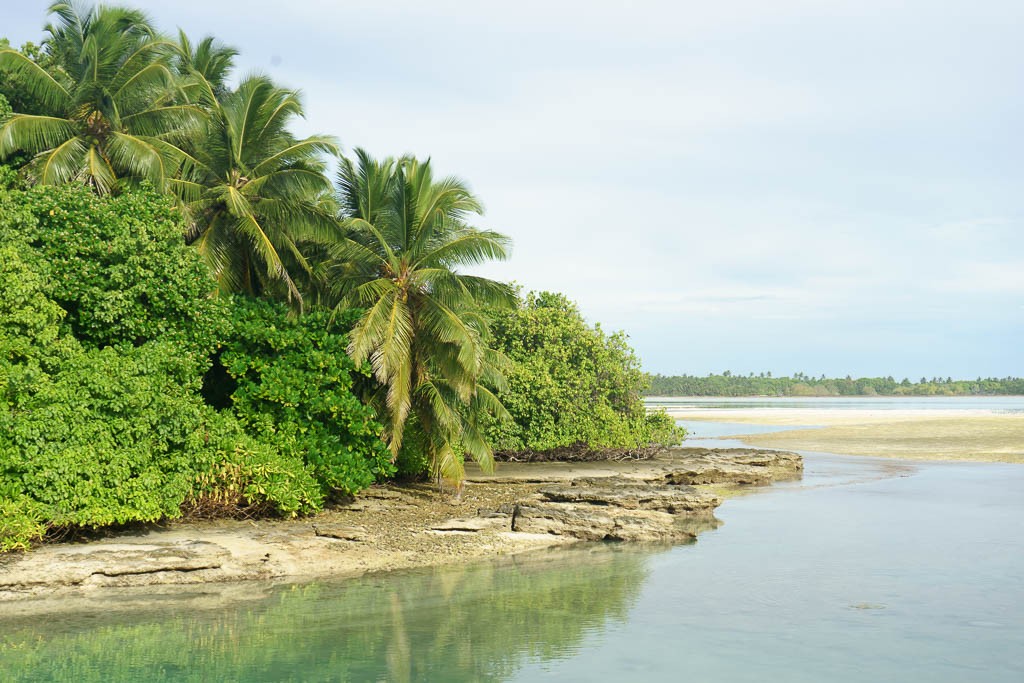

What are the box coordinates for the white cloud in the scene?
[5,0,1023,376]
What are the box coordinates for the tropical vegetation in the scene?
[646,372,1024,397]
[0,3,201,193]
[328,149,515,483]
[0,3,678,550]
[486,292,680,458]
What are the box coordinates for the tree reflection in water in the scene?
[0,543,665,682]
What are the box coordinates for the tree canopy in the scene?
[329,149,515,483]
[0,2,201,193]
[1,2,694,549]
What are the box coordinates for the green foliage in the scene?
[392,417,432,478]
[16,183,228,355]
[177,75,339,307]
[1,342,208,529]
[185,411,325,516]
[0,182,388,550]
[216,297,392,496]
[486,291,682,456]
[0,496,47,552]
[646,373,1024,397]
[329,149,515,482]
[0,39,52,116]
[0,5,202,193]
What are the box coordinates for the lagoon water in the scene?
[2,399,1022,681]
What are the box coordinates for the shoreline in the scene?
[0,448,801,606]
[669,409,1024,463]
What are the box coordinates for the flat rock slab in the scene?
[511,503,697,543]
[428,517,510,533]
[537,480,722,513]
[0,540,231,595]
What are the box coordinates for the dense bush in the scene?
[213,297,393,497]
[485,291,681,458]
[20,184,228,356]
[646,372,1024,397]
[184,411,326,517]
[0,183,390,550]
[0,182,219,548]
[1,343,209,529]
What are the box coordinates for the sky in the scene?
[5,1,1023,378]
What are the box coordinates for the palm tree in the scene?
[173,74,339,307]
[0,2,201,194]
[328,149,514,484]
[173,30,237,100]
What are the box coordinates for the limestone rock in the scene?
[511,502,696,542]
[0,541,231,595]
[312,523,367,542]
[428,517,509,533]
[537,479,721,513]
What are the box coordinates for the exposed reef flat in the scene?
[669,409,1024,463]
[0,448,801,604]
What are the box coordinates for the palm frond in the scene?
[0,114,75,157]
[85,144,116,194]
[35,134,87,185]
[0,49,72,113]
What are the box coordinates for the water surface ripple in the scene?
[2,456,1022,681]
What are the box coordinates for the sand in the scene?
[668,408,1024,463]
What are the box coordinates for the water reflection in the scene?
[0,544,661,682]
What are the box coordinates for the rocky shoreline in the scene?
[0,448,801,605]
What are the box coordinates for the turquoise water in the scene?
[2,453,1022,682]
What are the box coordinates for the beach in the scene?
[663,405,1024,463]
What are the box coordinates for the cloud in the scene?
[6,0,1023,376]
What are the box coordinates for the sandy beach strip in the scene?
[668,408,1024,463]
[664,407,1007,426]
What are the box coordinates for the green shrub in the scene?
[184,411,325,516]
[0,342,207,529]
[0,496,46,552]
[215,297,393,496]
[486,291,683,456]
[0,183,390,551]
[19,184,228,358]
[393,419,431,479]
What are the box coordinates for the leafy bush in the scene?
[0,183,390,551]
[0,343,208,529]
[19,184,228,357]
[214,297,393,496]
[0,496,46,552]
[486,291,682,457]
[184,411,325,517]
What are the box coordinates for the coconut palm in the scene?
[328,149,515,483]
[0,2,201,194]
[173,74,339,307]
[173,30,237,101]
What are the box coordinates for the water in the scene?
[511,456,1024,682]
[2,397,1022,680]
[2,454,1021,682]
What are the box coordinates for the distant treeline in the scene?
[644,372,1024,397]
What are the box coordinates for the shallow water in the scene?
[676,419,814,440]
[2,453,1021,682]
